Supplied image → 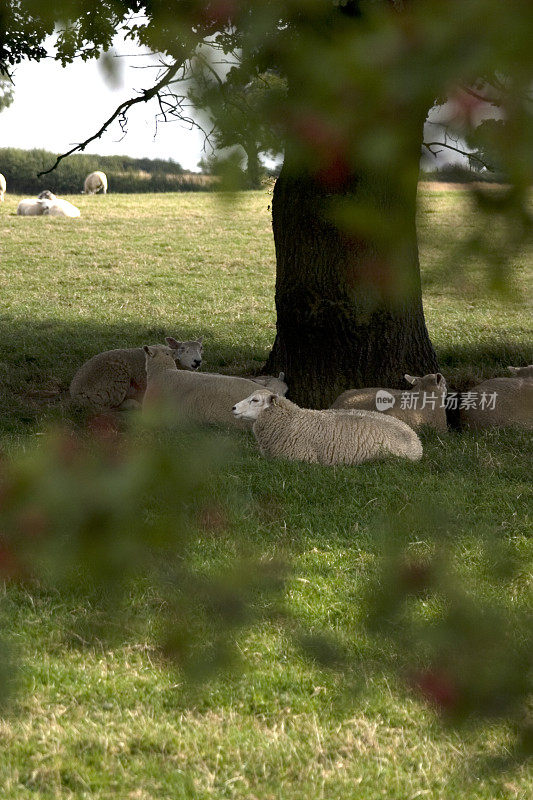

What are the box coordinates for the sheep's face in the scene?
[143,345,177,369]
[508,365,533,378]
[251,372,288,396]
[233,389,275,421]
[166,337,203,370]
[38,190,56,201]
[404,372,447,394]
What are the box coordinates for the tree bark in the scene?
[264,119,439,408]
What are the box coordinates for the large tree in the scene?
[1,0,532,405]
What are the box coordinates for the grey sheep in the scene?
[233,389,423,465]
[70,337,203,410]
[143,345,287,429]
[460,365,533,430]
[330,373,448,431]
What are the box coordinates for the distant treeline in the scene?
[420,164,502,183]
[0,148,217,194]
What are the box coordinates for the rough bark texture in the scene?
[265,127,439,408]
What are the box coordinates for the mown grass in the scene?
[0,187,531,799]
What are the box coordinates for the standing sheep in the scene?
[330,373,448,431]
[70,337,203,410]
[233,389,423,465]
[460,366,533,430]
[143,346,287,429]
[0,173,6,202]
[83,171,108,195]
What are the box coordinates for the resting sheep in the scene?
[330,373,448,431]
[17,197,52,215]
[143,345,287,429]
[0,173,6,202]
[44,198,81,218]
[459,365,533,430]
[83,171,107,195]
[232,389,423,464]
[70,337,203,410]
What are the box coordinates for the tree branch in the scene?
[423,141,492,171]
[38,60,183,176]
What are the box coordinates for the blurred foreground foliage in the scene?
[0,411,286,703]
[364,503,533,755]
[0,412,531,759]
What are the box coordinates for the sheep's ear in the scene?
[197,336,203,344]
[278,372,285,381]
[269,394,278,404]
[436,372,445,386]
[404,374,417,385]
[143,345,153,357]
[165,337,181,349]
[507,366,518,374]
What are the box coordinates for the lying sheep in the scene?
[248,372,287,395]
[0,173,6,202]
[460,365,533,430]
[70,337,203,410]
[143,346,286,429]
[330,373,448,431]
[83,171,107,195]
[17,197,51,216]
[45,198,81,218]
[233,389,423,464]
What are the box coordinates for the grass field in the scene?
[0,188,531,799]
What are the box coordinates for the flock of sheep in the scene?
[69,339,533,467]
[0,170,107,216]
[3,168,529,463]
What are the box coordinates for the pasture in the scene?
[0,187,531,799]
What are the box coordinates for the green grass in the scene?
[0,188,531,799]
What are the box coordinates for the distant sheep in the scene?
[330,373,448,431]
[0,173,6,202]
[460,365,533,430]
[83,171,107,195]
[70,337,203,410]
[233,389,423,465]
[44,198,81,218]
[143,345,286,428]
[17,197,52,216]
[249,372,288,395]
[37,190,56,201]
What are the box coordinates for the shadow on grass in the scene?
[0,316,270,436]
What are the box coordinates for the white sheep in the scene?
[0,173,6,202]
[83,171,107,195]
[233,389,423,465]
[330,373,448,431]
[70,337,203,410]
[248,372,288,395]
[44,198,81,218]
[17,197,52,215]
[143,346,286,429]
[460,365,533,430]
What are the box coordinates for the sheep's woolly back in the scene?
[460,377,533,430]
[144,368,270,429]
[70,341,200,410]
[253,395,422,465]
[331,375,447,431]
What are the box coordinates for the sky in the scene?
[1,32,472,171]
[1,34,208,171]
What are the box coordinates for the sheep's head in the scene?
[232,389,276,421]
[508,364,533,378]
[143,344,177,370]
[38,190,56,201]
[165,337,203,370]
[251,372,288,395]
[404,372,447,394]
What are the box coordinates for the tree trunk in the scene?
[264,120,439,408]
